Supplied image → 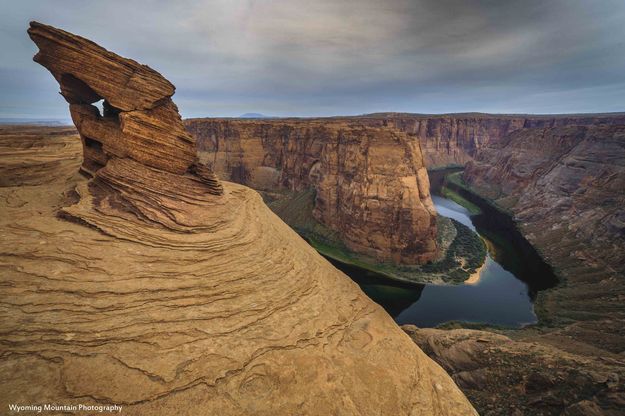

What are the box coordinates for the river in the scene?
[330,189,558,328]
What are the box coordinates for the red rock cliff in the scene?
[186,119,438,264]
[185,112,625,268]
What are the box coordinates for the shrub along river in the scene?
[330,171,558,328]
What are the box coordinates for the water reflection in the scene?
[337,194,557,328]
[327,259,424,317]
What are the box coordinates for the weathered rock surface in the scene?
[402,326,625,416]
[187,119,437,264]
[0,125,80,187]
[0,24,477,415]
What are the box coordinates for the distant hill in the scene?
[0,118,72,126]
[239,113,272,119]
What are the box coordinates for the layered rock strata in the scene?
[187,115,625,380]
[0,23,477,415]
[186,113,625,263]
[187,119,438,264]
[352,112,625,168]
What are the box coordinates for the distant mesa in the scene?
[0,117,72,126]
[239,112,272,118]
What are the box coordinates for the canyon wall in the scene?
[464,124,625,323]
[187,112,625,272]
[0,22,479,415]
[185,113,625,264]
[186,119,438,264]
[351,113,625,168]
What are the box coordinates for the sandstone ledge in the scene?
[403,325,625,416]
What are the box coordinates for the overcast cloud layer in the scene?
[2,0,625,120]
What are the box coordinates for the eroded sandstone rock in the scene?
[28,21,222,193]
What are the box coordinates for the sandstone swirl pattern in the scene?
[0,23,476,415]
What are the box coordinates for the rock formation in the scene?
[356,114,625,370]
[187,119,438,264]
[463,124,625,325]
[381,115,625,416]
[0,23,478,415]
[28,21,222,196]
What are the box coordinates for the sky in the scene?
[1,0,625,120]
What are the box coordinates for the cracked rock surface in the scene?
[403,326,625,416]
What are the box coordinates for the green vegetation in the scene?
[444,171,466,186]
[427,164,464,172]
[437,172,482,215]
[262,188,487,285]
[444,171,514,216]
[441,187,482,215]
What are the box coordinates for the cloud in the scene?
[1,0,624,118]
